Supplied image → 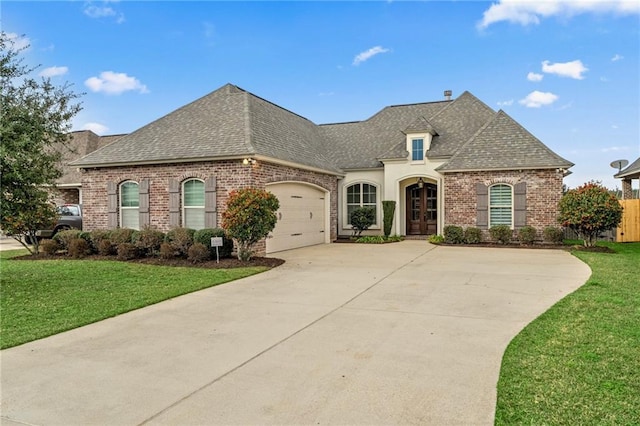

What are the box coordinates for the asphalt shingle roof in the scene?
[614,157,640,179]
[438,110,573,171]
[72,83,572,174]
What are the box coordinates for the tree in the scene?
[0,32,82,254]
[350,207,376,237]
[382,200,396,237]
[558,181,623,247]
[222,188,279,261]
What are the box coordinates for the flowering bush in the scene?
[558,181,623,247]
[222,188,279,261]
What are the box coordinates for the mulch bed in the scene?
[436,242,616,253]
[12,253,285,269]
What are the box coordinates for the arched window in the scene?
[182,178,205,230]
[346,183,377,225]
[120,181,140,229]
[489,184,513,227]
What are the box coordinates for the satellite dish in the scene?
[610,159,629,171]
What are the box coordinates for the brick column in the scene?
[621,179,633,199]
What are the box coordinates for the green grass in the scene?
[0,249,267,349]
[495,242,640,425]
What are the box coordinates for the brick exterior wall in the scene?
[52,188,80,205]
[81,160,338,255]
[443,169,564,236]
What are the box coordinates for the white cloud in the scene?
[497,99,514,107]
[542,60,588,79]
[478,0,640,29]
[519,91,559,108]
[601,145,629,152]
[39,66,69,78]
[527,72,544,82]
[85,71,149,95]
[353,46,390,66]
[84,2,125,23]
[5,32,30,50]
[611,54,624,61]
[83,122,109,135]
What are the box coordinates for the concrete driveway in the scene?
[0,241,590,425]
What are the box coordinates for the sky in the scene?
[3,0,639,190]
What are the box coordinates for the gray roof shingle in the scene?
[614,157,640,179]
[71,83,572,174]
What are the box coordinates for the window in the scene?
[346,183,377,224]
[182,179,205,230]
[120,181,139,229]
[411,138,424,161]
[489,184,513,227]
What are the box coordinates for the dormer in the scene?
[404,116,438,163]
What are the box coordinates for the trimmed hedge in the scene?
[193,228,233,258]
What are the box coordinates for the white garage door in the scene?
[266,183,326,253]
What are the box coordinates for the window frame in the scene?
[182,178,205,230]
[345,182,378,227]
[119,180,140,230]
[488,183,514,228]
[411,138,424,161]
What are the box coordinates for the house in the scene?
[614,157,640,199]
[71,83,573,254]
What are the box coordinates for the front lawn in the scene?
[495,242,640,425]
[0,249,268,349]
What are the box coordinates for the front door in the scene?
[406,183,437,235]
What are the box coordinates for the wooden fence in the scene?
[617,199,640,242]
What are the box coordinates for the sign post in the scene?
[210,237,223,263]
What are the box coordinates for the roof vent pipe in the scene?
[444,90,452,101]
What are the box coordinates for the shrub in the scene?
[490,225,513,244]
[355,235,385,244]
[116,243,139,260]
[89,230,111,251]
[518,226,537,245]
[159,242,175,260]
[40,239,60,255]
[53,230,83,251]
[382,200,396,237]
[464,227,483,244]
[222,188,279,261]
[428,234,444,244]
[133,226,165,256]
[350,207,376,237]
[193,228,233,258]
[543,226,565,244]
[558,181,623,247]
[443,225,464,244]
[166,227,195,257]
[187,242,210,263]
[97,239,115,256]
[110,228,135,245]
[68,238,91,259]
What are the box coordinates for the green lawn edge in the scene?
[0,250,268,349]
[495,242,640,425]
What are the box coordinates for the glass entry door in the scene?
[406,183,437,235]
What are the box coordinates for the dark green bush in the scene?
[159,242,175,259]
[40,239,60,255]
[490,225,513,244]
[350,207,376,237]
[443,225,464,244]
[382,201,396,237]
[89,230,111,251]
[166,227,195,257]
[187,242,210,263]
[543,226,565,244]
[110,228,135,245]
[518,225,537,245]
[53,230,84,251]
[97,239,115,256]
[464,227,483,244]
[116,243,139,260]
[193,228,233,258]
[68,238,91,258]
[133,226,165,256]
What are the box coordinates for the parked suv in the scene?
[36,204,83,239]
